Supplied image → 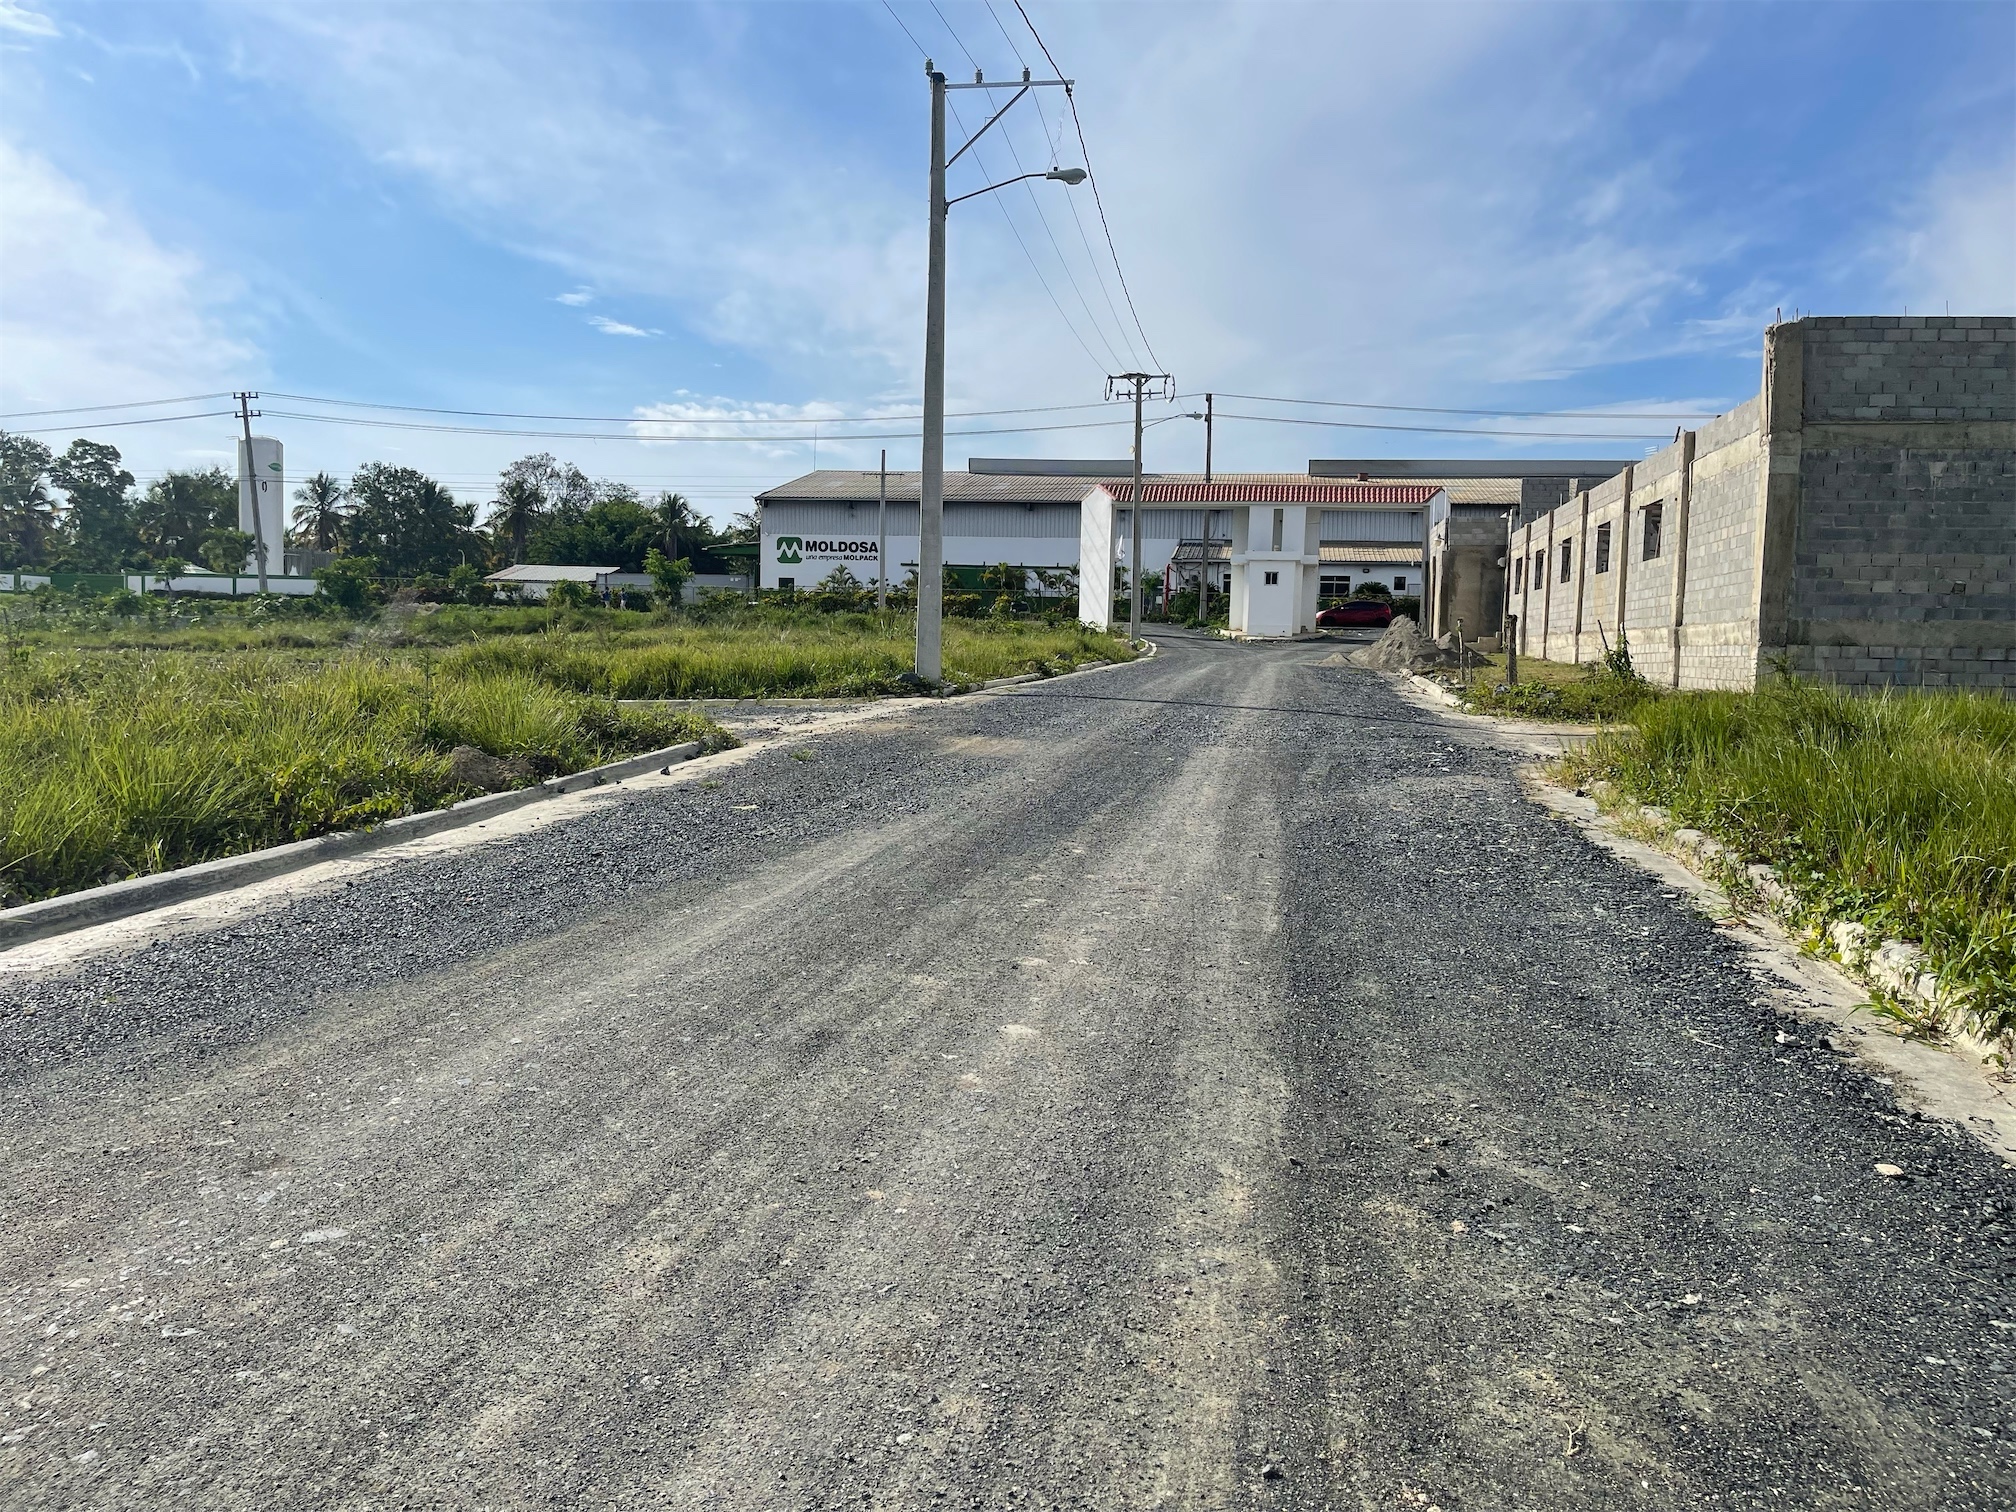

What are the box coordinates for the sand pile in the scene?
[1349,616,1461,672]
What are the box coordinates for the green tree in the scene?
[291,472,348,552]
[314,555,381,612]
[50,439,136,569]
[346,463,474,577]
[200,528,256,573]
[0,432,58,569]
[654,490,702,556]
[135,468,235,563]
[644,546,694,605]
[530,485,660,571]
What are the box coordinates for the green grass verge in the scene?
[1455,647,1664,723]
[440,615,1134,699]
[0,652,727,907]
[1559,680,2016,1038]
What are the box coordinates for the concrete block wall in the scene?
[1782,317,2016,688]
[1509,317,2011,691]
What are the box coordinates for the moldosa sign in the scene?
[772,535,879,566]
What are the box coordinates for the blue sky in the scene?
[2,0,2011,523]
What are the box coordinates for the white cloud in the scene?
[554,287,594,306]
[0,2,59,39]
[587,315,659,337]
[0,136,257,425]
[1889,154,2016,315]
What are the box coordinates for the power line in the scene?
[924,7,1120,378]
[1211,410,1668,441]
[259,408,1141,444]
[1208,392,1723,422]
[5,410,238,436]
[1012,0,1164,375]
[0,393,234,420]
[263,389,1119,425]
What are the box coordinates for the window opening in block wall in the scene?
[1595,522,1612,574]
[1559,541,1573,583]
[1270,509,1285,552]
[1642,500,1664,560]
[1263,570,1280,586]
[1534,549,1545,584]
[1394,575,1407,590]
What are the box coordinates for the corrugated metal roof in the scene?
[757,471,1094,504]
[486,564,618,582]
[1318,544,1421,565]
[1089,481,1441,505]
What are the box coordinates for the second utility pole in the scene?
[235,391,269,594]
[1109,371,1171,644]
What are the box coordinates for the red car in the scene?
[1316,600,1393,629]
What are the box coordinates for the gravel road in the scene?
[3,630,2012,1510]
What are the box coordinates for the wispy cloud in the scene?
[554,287,593,307]
[0,2,59,39]
[588,314,659,338]
[1888,152,2016,315]
[0,136,256,419]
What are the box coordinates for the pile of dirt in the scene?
[1349,615,1461,672]
[447,745,536,793]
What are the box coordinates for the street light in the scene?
[916,61,1081,685]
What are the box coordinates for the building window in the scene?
[1643,500,1664,560]
[1559,541,1573,583]
[1533,549,1545,586]
[1263,570,1280,586]
[1270,509,1285,552]
[1320,574,1351,598]
[1513,557,1524,594]
[1595,522,1612,574]
[1393,575,1407,590]
[778,577,795,590]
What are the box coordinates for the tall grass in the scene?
[0,652,719,905]
[1563,681,2016,1034]
[444,617,1133,699]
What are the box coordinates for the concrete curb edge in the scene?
[0,739,705,951]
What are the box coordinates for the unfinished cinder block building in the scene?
[1505,315,2015,689]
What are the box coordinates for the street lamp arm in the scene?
[946,83,1029,170]
[946,166,1088,208]
[945,170,1045,207]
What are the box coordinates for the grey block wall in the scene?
[1512,317,2012,691]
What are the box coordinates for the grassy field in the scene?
[0,598,1134,905]
[1560,680,2016,1039]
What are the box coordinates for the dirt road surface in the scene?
[3,631,2011,1509]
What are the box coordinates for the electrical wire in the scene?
[259,408,1140,443]
[1211,410,1667,441]
[0,393,234,420]
[1208,392,1722,422]
[1012,0,1165,375]
[6,410,238,436]
[263,390,1118,425]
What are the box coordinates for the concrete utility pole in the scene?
[236,391,269,594]
[1108,371,1172,644]
[915,61,1081,683]
[1203,392,1214,483]
[877,449,889,612]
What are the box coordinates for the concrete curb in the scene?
[1566,776,2004,1066]
[0,739,705,951]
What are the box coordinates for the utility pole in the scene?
[235,391,269,594]
[1108,372,1172,644]
[877,449,889,612]
[1203,392,1214,483]
[915,60,1081,683]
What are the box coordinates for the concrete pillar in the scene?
[1613,463,1635,657]
[1669,430,1697,688]
[1755,321,1807,681]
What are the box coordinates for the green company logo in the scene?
[775,536,803,564]
[267,460,282,472]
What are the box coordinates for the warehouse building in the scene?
[753,461,1432,596]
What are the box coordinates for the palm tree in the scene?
[291,472,349,552]
[654,490,700,559]
[492,475,544,565]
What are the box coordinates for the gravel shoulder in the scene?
[1,630,2010,1510]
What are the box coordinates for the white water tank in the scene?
[236,436,284,576]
